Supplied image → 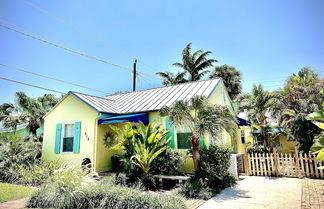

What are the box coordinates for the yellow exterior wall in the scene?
[279,135,297,153]
[42,95,98,168]
[95,124,121,172]
[236,126,254,153]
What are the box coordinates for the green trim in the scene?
[54,123,62,153]
[73,121,81,153]
[166,118,175,148]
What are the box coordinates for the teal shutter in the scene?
[166,118,175,149]
[73,122,81,153]
[54,123,62,153]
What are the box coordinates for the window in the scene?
[62,124,74,152]
[177,132,192,149]
[241,130,245,144]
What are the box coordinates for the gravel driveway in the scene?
[198,176,302,209]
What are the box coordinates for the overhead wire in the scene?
[0,63,110,95]
[0,76,65,94]
[20,0,164,76]
[0,19,158,83]
[0,20,132,72]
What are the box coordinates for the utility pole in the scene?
[133,59,137,91]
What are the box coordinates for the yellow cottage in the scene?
[42,79,249,172]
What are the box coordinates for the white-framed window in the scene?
[241,130,245,144]
[61,123,74,153]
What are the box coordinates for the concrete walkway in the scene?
[199,176,302,209]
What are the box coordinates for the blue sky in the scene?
[0,0,323,104]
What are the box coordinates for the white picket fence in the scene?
[245,150,324,179]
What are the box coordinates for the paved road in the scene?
[199,176,302,209]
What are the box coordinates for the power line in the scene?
[0,20,132,73]
[20,0,163,74]
[0,19,159,83]
[0,63,110,95]
[0,76,65,94]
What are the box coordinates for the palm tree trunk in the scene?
[191,135,200,171]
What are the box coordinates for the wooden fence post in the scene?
[273,148,279,177]
[294,148,301,178]
[244,152,250,175]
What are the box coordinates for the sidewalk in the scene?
[198,176,302,209]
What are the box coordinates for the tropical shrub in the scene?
[279,68,324,152]
[27,172,187,209]
[307,108,324,165]
[103,122,170,188]
[5,160,59,186]
[27,165,93,209]
[0,136,42,181]
[179,145,236,199]
[150,149,184,175]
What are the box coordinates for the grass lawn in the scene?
[0,182,35,203]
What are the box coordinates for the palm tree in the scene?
[15,92,58,136]
[284,67,319,92]
[239,84,280,150]
[173,43,217,81]
[160,95,236,171]
[209,64,242,100]
[0,103,21,132]
[280,72,324,152]
[156,71,187,86]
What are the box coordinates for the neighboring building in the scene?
[42,79,249,172]
[236,112,297,153]
[0,124,43,137]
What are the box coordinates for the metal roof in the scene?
[72,92,119,113]
[70,79,221,114]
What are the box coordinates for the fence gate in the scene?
[244,149,324,179]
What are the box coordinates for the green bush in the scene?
[150,149,185,175]
[5,160,59,186]
[27,165,93,209]
[247,145,270,153]
[27,170,187,209]
[179,145,236,199]
[0,136,42,181]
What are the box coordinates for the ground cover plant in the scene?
[0,182,35,203]
[27,166,187,209]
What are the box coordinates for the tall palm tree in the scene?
[173,43,217,81]
[160,95,236,171]
[0,103,21,132]
[239,84,280,150]
[156,71,187,86]
[209,64,242,100]
[15,92,58,135]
